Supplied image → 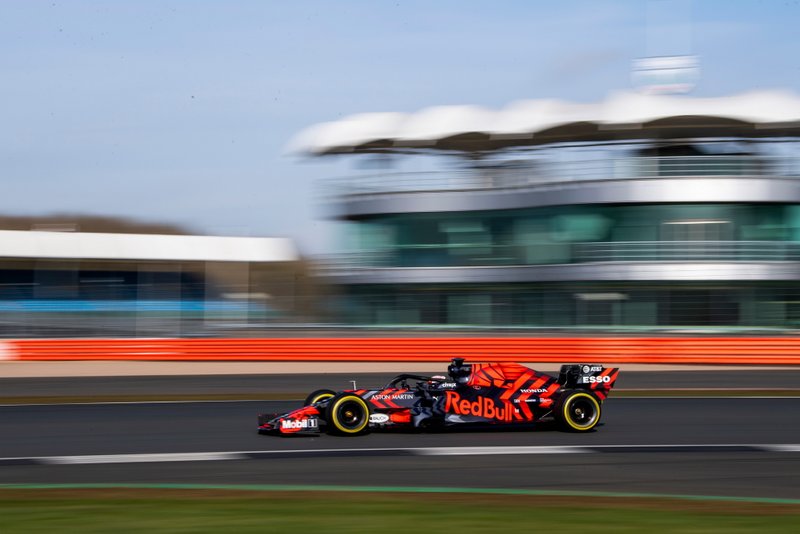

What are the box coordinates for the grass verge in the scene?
[0,487,799,533]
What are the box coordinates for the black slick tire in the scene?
[326,393,370,435]
[304,389,336,406]
[556,390,601,432]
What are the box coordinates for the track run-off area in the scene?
[2,393,800,501]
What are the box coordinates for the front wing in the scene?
[258,406,322,435]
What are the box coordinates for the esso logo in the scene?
[581,375,611,384]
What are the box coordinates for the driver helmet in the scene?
[454,373,470,385]
[448,358,471,384]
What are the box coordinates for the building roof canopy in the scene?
[290,90,800,155]
[0,231,297,263]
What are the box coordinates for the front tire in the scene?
[304,389,336,406]
[326,393,370,435]
[556,391,601,432]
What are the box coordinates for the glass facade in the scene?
[326,142,800,330]
[0,264,276,338]
[343,282,800,330]
[346,204,800,267]
[329,203,800,329]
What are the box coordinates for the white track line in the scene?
[417,446,587,456]
[43,452,249,465]
[760,444,800,452]
[1,444,798,466]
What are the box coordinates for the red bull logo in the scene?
[444,391,519,422]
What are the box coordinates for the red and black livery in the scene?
[257,358,619,436]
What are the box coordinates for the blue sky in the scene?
[1,1,798,255]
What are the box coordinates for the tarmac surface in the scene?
[2,361,800,501]
[0,362,800,403]
[1,397,799,500]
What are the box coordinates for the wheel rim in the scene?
[336,399,366,431]
[568,396,598,428]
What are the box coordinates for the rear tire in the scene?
[326,393,370,435]
[556,391,601,432]
[304,389,336,406]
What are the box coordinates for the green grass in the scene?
[1,488,799,533]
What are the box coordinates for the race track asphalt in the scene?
[3,369,800,398]
[1,397,799,500]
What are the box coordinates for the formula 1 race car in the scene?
[257,358,619,436]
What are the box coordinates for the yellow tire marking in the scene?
[310,393,334,405]
[562,392,601,431]
[331,395,369,434]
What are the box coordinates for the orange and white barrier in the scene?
[1,337,800,365]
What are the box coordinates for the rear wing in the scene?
[558,364,620,394]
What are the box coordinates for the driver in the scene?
[426,375,448,388]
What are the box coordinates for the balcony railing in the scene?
[319,241,800,273]
[323,155,800,197]
[573,241,800,263]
